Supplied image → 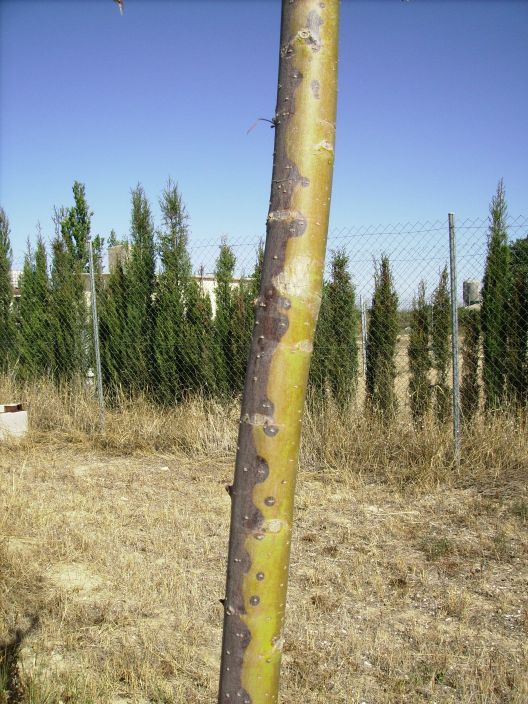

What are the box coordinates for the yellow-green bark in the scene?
[219,2,339,703]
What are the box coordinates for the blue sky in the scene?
[1,0,527,271]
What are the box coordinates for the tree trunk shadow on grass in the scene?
[0,616,39,704]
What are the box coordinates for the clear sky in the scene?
[1,0,527,266]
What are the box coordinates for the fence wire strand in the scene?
[5,213,528,436]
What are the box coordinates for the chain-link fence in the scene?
[319,214,528,421]
[5,212,528,445]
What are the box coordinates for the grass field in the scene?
[1,382,527,703]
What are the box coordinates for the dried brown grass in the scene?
[0,378,527,703]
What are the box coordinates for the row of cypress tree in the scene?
[1,183,94,383]
[407,268,453,427]
[463,180,528,416]
[406,180,528,425]
[1,180,526,417]
[0,181,264,402]
[315,181,528,423]
[98,181,264,402]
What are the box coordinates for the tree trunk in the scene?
[218,2,339,702]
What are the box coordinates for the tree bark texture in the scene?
[218,2,339,703]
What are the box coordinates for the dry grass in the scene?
[0,378,527,703]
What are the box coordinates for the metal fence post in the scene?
[360,294,367,377]
[448,213,461,464]
[88,238,105,432]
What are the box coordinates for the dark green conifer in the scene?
[99,253,129,397]
[0,208,14,373]
[49,236,86,381]
[250,240,265,301]
[60,181,92,268]
[408,281,431,427]
[49,194,88,382]
[309,281,331,400]
[481,179,511,410]
[16,234,52,380]
[185,270,217,397]
[230,245,264,395]
[366,255,399,421]
[326,249,358,408]
[431,267,451,423]
[153,180,192,403]
[213,240,236,396]
[123,185,157,393]
[507,237,528,407]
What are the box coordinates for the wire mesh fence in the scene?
[4,209,528,444]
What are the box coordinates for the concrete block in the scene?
[0,403,28,440]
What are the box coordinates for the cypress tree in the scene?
[460,307,481,421]
[326,249,358,408]
[250,240,264,301]
[123,185,157,394]
[15,244,36,380]
[60,181,92,269]
[230,278,255,395]
[153,180,192,403]
[16,235,52,380]
[85,233,105,380]
[185,271,217,397]
[507,237,528,407]
[49,236,86,381]
[108,229,119,247]
[481,179,511,410]
[309,281,331,399]
[366,255,399,421]
[49,191,89,383]
[431,266,451,423]
[230,246,264,395]
[213,240,236,396]
[0,208,14,373]
[408,281,431,427]
[99,252,129,397]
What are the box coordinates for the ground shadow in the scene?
[0,616,39,704]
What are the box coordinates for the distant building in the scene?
[463,280,481,307]
[9,247,248,318]
[10,270,22,296]
[107,244,129,273]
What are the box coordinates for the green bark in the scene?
[219,2,339,701]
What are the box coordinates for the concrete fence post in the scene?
[88,238,105,433]
[448,213,461,464]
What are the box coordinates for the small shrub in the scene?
[420,536,452,561]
